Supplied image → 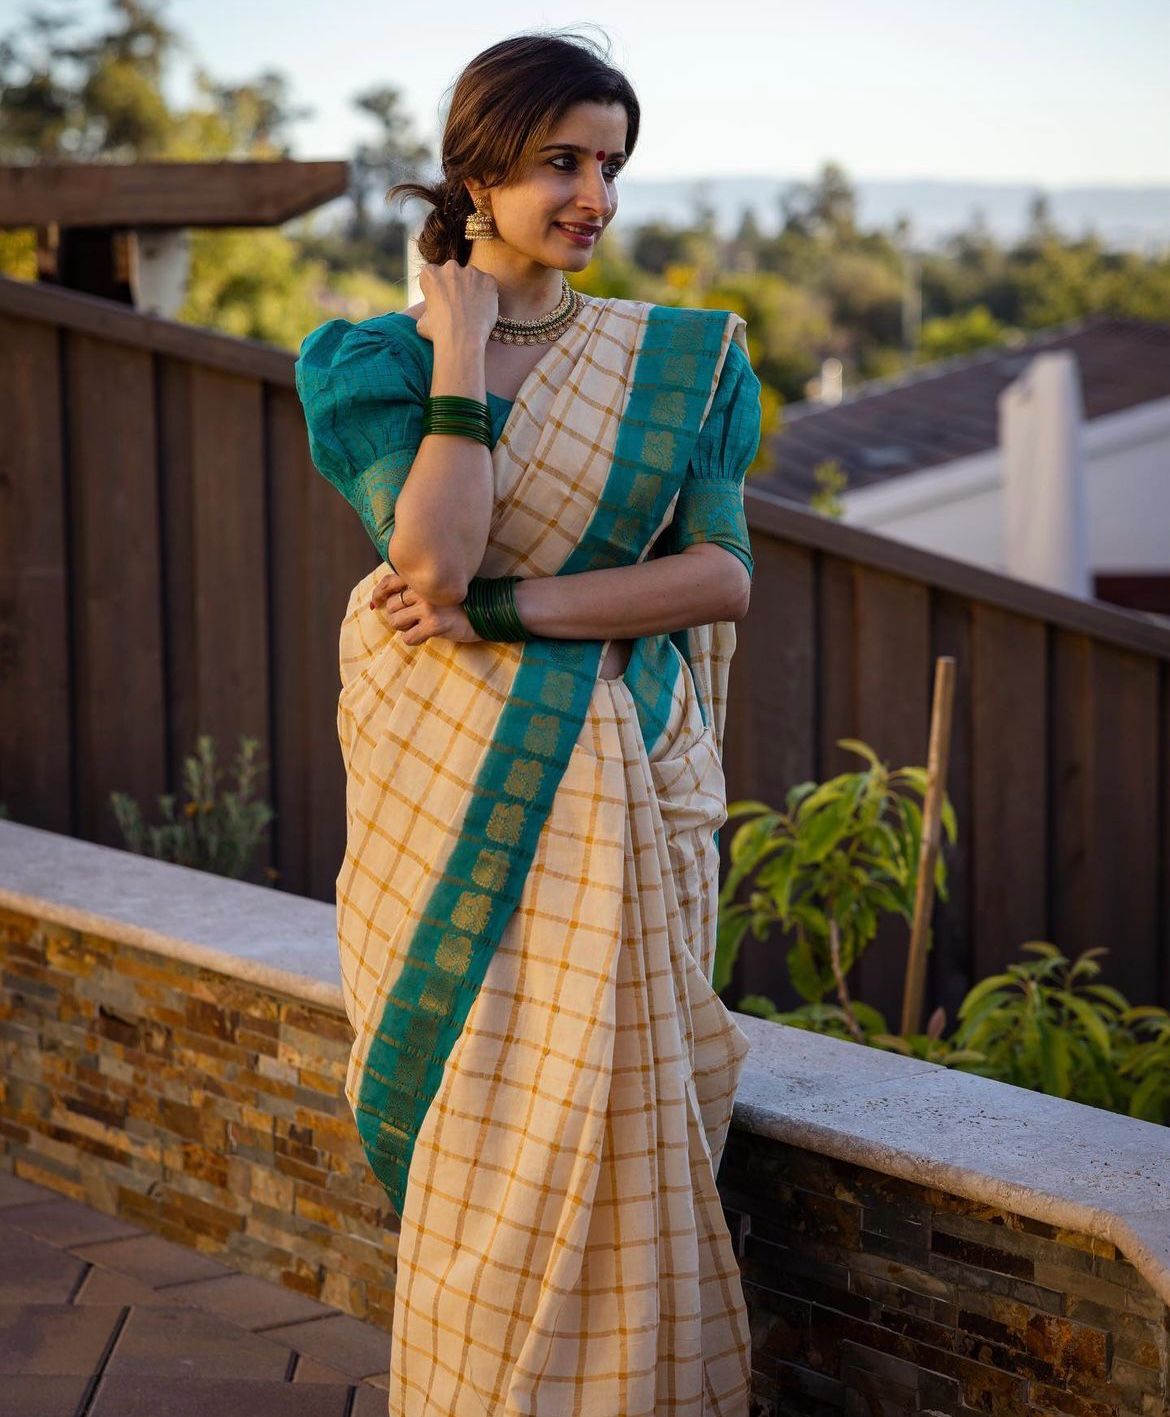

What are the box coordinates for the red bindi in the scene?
[596,150,606,161]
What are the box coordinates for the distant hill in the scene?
[610,175,1170,253]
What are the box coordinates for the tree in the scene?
[779,161,859,243]
[0,0,180,160]
[0,0,312,162]
[349,84,431,241]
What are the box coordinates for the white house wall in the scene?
[839,394,1170,575]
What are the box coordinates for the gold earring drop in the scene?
[464,198,496,241]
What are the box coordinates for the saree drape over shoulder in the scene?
[296,295,762,1417]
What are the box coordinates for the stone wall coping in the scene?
[733,1013,1170,1308]
[3,821,1167,1307]
[0,821,344,1011]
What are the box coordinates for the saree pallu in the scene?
[296,295,762,1416]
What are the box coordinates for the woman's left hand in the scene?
[369,571,482,645]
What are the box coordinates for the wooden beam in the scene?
[0,160,349,228]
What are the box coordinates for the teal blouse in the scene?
[294,309,760,577]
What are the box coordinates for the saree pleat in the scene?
[386,656,750,1416]
[298,295,761,1415]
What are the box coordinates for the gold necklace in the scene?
[489,274,585,345]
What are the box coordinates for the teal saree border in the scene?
[355,304,731,1213]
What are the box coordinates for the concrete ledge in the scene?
[3,819,1168,1312]
[732,1013,1170,1309]
[0,821,341,1011]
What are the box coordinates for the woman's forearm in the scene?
[513,547,749,640]
[387,338,493,602]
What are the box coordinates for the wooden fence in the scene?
[0,275,370,901]
[2,274,1167,1022]
[726,492,1170,1023]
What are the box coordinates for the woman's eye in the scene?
[552,157,622,179]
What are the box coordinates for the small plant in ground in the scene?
[715,737,956,1043]
[110,733,277,885]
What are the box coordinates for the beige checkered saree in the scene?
[330,297,755,1415]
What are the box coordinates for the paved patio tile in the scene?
[71,1232,233,1289]
[0,1302,123,1376]
[3,1197,146,1249]
[104,1305,294,1380]
[0,1373,91,1417]
[351,1384,392,1415]
[73,1265,162,1306]
[0,1174,67,1209]
[261,1311,390,1381]
[90,1374,353,1415]
[0,1227,87,1304]
[0,1173,393,1408]
[164,1270,336,1331]
[292,1351,362,1384]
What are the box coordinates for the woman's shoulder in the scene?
[295,309,428,396]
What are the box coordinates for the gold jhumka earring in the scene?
[464,196,496,241]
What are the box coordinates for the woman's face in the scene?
[469,100,628,270]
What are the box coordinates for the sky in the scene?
[10,0,1170,187]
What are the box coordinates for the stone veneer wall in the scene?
[0,906,400,1328]
[2,898,1168,1416]
[718,1131,1168,1417]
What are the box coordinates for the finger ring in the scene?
[399,589,407,608]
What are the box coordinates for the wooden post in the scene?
[900,655,956,1036]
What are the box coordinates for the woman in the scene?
[296,28,761,1417]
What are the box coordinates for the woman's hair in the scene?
[388,28,639,266]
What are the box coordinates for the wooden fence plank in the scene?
[1052,632,1160,1000]
[188,365,271,879]
[65,331,167,843]
[818,553,857,783]
[970,604,1048,977]
[1161,664,1170,1003]
[852,565,932,1025]
[0,315,71,830]
[267,384,373,897]
[724,537,816,1009]
[267,386,314,895]
[157,356,196,781]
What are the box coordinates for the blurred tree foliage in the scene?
[0,0,408,344]
[2,1,1169,422]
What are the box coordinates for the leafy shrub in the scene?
[715,738,955,1030]
[110,733,276,884]
[720,740,1170,1124]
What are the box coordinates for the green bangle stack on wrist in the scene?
[422,395,492,447]
[462,575,531,642]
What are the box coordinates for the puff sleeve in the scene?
[294,318,427,563]
[660,337,761,578]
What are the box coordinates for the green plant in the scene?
[110,733,276,884]
[719,742,1170,1123]
[943,943,1170,1123]
[716,738,956,1042]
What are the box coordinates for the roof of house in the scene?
[755,315,1170,503]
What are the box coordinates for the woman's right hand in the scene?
[415,260,499,348]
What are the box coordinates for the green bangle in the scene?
[427,395,490,411]
[462,575,531,642]
[423,394,492,446]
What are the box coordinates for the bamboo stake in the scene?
[900,655,956,1037]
